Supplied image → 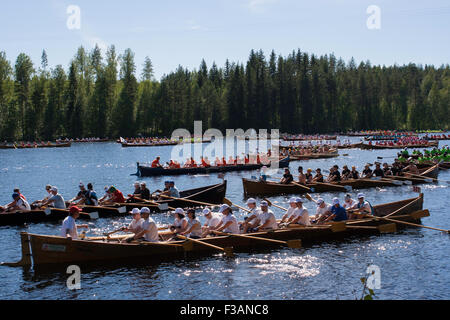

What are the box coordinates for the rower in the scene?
[83,183,98,206]
[241,198,261,233]
[342,193,356,210]
[311,198,332,223]
[60,206,89,239]
[350,166,360,179]
[132,182,142,198]
[402,158,419,175]
[312,168,324,183]
[201,156,210,168]
[286,197,310,226]
[0,193,31,213]
[180,209,202,239]
[151,156,162,168]
[280,168,294,184]
[103,186,126,205]
[127,207,159,243]
[348,193,373,219]
[372,163,385,178]
[298,166,307,184]
[201,208,222,237]
[362,164,373,179]
[305,168,313,183]
[327,165,341,182]
[13,188,27,201]
[212,204,240,234]
[169,208,188,234]
[69,183,89,206]
[383,163,393,176]
[32,184,53,207]
[139,182,150,200]
[281,197,298,223]
[321,198,348,223]
[121,208,144,234]
[254,201,278,231]
[41,186,66,209]
[341,165,351,180]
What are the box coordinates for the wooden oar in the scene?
[176,235,234,257]
[384,195,423,218]
[212,230,301,248]
[379,216,450,234]
[271,177,312,192]
[263,198,288,212]
[223,198,252,213]
[312,181,351,192]
[136,198,176,210]
[158,194,219,208]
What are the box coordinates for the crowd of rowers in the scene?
[0,140,66,147]
[59,193,374,242]
[0,181,181,213]
[149,152,277,169]
[281,134,337,141]
[272,159,422,185]
[366,136,434,146]
[280,144,336,156]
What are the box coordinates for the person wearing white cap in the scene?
[213,204,240,234]
[241,198,262,233]
[287,198,310,226]
[348,193,373,219]
[41,186,66,209]
[122,208,144,234]
[311,198,332,223]
[69,183,89,206]
[319,197,347,224]
[343,193,356,211]
[255,201,278,231]
[128,182,143,201]
[201,208,222,237]
[169,208,189,234]
[128,207,159,243]
[98,186,112,204]
[281,197,299,223]
[180,209,202,238]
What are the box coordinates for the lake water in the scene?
[0,136,449,300]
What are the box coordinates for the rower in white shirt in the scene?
[288,197,310,226]
[241,198,262,233]
[212,204,240,234]
[122,208,144,234]
[128,207,159,242]
[60,206,89,239]
[180,209,202,239]
[255,201,278,231]
[201,208,221,237]
[280,197,298,223]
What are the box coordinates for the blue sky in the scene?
[0,0,449,79]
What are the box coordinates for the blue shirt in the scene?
[331,205,348,222]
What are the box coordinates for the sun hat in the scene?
[202,208,211,215]
[289,197,297,204]
[317,198,324,205]
[69,206,82,214]
[131,208,141,215]
[219,204,230,213]
[333,197,340,205]
[295,197,304,203]
[174,208,184,214]
[358,193,365,199]
[140,207,151,214]
[246,198,257,205]
[261,201,268,207]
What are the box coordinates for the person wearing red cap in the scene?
[60,206,89,239]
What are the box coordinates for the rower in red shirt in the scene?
[245,155,250,164]
[109,186,125,204]
[151,157,162,168]
[222,157,227,166]
[190,157,197,168]
[201,156,209,168]
[256,154,261,164]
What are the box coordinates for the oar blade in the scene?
[287,239,302,249]
[344,185,352,192]
[223,198,233,206]
[410,209,430,219]
[403,180,413,185]
[158,203,169,211]
[117,206,127,213]
[378,223,397,233]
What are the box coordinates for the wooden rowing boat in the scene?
[0,208,90,226]
[112,181,227,211]
[0,142,72,149]
[5,194,425,267]
[357,141,439,150]
[242,165,439,196]
[136,157,290,177]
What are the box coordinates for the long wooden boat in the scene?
[0,208,91,226]
[4,194,426,267]
[0,142,72,149]
[357,141,439,150]
[242,164,439,196]
[113,181,227,211]
[0,182,227,226]
[282,136,337,141]
[121,141,179,147]
[136,157,290,177]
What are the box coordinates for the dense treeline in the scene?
[0,46,448,141]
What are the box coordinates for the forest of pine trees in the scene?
[0,46,448,141]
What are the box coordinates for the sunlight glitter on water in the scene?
[247,254,321,278]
